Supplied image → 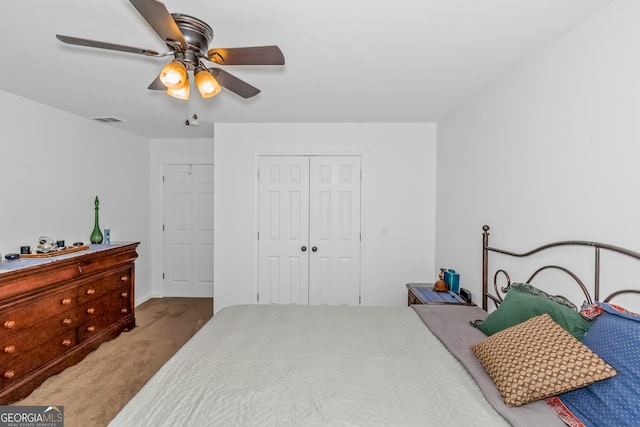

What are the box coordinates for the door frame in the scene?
[253,151,366,304]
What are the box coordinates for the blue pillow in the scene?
[558,302,640,427]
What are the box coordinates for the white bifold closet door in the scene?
[258,155,361,305]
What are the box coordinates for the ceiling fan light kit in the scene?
[159,60,188,90]
[166,79,190,100]
[194,67,221,98]
[56,0,285,108]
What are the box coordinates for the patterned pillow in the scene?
[470,314,616,407]
[579,302,604,321]
[476,286,592,339]
[556,303,640,426]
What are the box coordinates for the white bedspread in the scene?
[109,305,509,426]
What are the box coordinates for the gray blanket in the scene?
[412,304,566,427]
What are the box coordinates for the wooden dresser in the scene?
[0,242,139,404]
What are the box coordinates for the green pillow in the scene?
[477,286,591,340]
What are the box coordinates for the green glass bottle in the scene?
[90,196,104,244]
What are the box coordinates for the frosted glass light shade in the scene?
[166,79,190,100]
[195,68,221,98]
[159,61,187,90]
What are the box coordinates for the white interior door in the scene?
[163,164,214,297]
[258,156,310,304]
[257,155,361,305]
[309,156,361,305]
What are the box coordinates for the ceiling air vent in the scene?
[92,117,124,123]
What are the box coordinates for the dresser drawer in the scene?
[78,286,132,342]
[0,309,78,365]
[77,266,132,305]
[0,332,76,388]
[0,289,77,337]
[76,248,137,277]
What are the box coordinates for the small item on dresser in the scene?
[4,253,19,260]
[19,246,30,254]
[56,240,65,249]
[90,196,104,244]
[104,226,110,245]
[73,241,84,247]
[37,236,56,253]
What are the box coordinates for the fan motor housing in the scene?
[171,13,213,65]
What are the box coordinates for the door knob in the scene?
[311,246,318,252]
[301,246,307,252]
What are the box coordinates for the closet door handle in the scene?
[311,246,318,252]
[301,246,307,252]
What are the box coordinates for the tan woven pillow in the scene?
[470,313,616,406]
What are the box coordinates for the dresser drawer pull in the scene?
[3,370,15,379]
[62,318,72,326]
[121,292,129,298]
[86,326,96,333]
[86,308,96,315]
[4,345,15,354]
[120,275,129,282]
[3,320,16,329]
[62,339,72,347]
[86,288,96,295]
[120,308,129,314]
[61,298,72,305]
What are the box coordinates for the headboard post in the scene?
[594,247,600,302]
[482,225,490,311]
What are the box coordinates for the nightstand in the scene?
[406,283,473,306]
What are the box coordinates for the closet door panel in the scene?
[258,156,310,304]
[308,156,361,305]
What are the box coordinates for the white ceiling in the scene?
[0,0,613,139]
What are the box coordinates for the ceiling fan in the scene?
[56,0,284,101]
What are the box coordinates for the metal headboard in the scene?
[481,225,640,311]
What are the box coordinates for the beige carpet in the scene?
[12,297,214,427]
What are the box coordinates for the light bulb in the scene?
[195,68,222,98]
[159,61,187,90]
[166,79,190,100]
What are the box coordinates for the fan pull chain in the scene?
[184,94,200,127]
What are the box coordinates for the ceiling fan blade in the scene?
[209,68,261,98]
[207,46,285,65]
[147,75,165,90]
[129,0,187,49]
[56,35,161,56]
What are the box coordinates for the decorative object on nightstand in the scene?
[433,268,449,292]
[459,288,472,303]
[444,269,460,293]
[90,196,104,244]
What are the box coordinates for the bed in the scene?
[109,226,640,426]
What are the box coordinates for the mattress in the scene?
[110,304,512,426]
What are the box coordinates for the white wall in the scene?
[436,0,640,304]
[0,90,152,304]
[148,138,214,300]
[214,122,437,312]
